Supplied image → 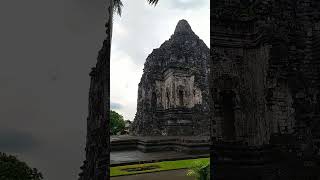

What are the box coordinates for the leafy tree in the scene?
[187,160,210,180]
[110,110,125,135]
[0,152,43,180]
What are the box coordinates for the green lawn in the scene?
[110,157,209,177]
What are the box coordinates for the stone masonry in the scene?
[211,0,320,179]
[211,0,320,147]
[131,20,210,136]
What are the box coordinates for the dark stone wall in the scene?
[211,0,320,146]
[211,0,320,179]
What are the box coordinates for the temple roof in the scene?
[174,19,195,35]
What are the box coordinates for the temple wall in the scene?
[211,41,297,145]
[154,71,202,109]
[211,44,299,145]
[211,0,320,147]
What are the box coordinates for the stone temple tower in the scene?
[131,19,210,136]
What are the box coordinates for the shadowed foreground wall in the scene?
[211,0,320,179]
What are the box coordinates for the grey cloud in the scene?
[112,1,170,59]
[168,0,208,10]
[0,0,106,179]
[111,102,123,110]
[112,0,209,67]
[0,129,39,153]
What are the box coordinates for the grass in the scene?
[110,157,209,177]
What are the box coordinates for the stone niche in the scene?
[152,67,203,136]
[156,68,202,110]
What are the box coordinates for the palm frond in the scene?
[186,160,210,180]
[113,0,123,16]
[147,0,159,6]
[113,0,158,17]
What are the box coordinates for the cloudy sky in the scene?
[0,0,208,180]
[0,0,106,179]
[111,0,210,121]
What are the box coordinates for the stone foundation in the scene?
[111,136,210,154]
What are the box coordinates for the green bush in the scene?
[110,110,125,135]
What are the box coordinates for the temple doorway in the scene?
[178,90,184,107]
[151,92,157,108]
[166,89,170,108]
[221,91,236,140]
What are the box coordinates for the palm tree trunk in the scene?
[80,1,160,179]
[98,0,112,179]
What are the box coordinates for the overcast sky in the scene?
[0,0,106,179]
[0,0,208,180]
[111,0,210,121]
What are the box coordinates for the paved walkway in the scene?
[110,169,194,180]
[111,135,209,165]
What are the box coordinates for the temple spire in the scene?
[174,19,195,35]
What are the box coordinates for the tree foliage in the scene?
[110,110,125,135]
[113,0,159,16]
[0,152,43,180]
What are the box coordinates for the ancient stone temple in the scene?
[211,0,320,179]
[131,19,210,136]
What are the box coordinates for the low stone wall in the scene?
[111,136,210,154]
